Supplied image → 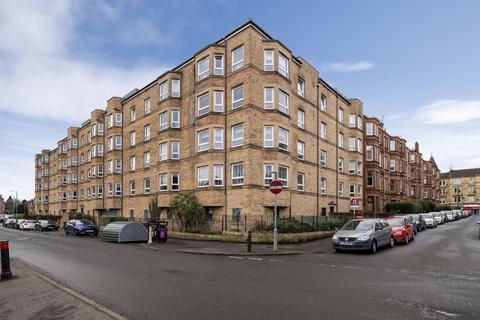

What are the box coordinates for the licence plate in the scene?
[340,241,353,246]
[85,230,94,233]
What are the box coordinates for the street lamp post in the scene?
[9,190,18,215]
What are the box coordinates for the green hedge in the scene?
[385,201,424,214]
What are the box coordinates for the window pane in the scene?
[198,93,209,116]
[232,85,244,109]
[232,46,244,71]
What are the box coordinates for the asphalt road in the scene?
[1,216,479,320]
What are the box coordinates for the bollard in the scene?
[246,231,252,252]
[1,240,12,280]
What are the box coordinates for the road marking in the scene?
[247,257,263,261]
[268,259,284,263]
[28,269,128,320]
[16,237,30,240]
[228,256,244,259]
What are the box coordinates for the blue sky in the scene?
[1,0,480,199]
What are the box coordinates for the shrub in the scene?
[385,201,423,214]
[170,192,204,232]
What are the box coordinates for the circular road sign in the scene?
[269,180,283,194]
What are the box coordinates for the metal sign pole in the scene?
[274,193,278,253]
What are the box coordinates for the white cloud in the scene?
[322,60,374,73]
[383,99,480,172]
[0,1,168,122]
[414,100,480,124]
[0,0,172,200]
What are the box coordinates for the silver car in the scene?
[423,213,437,228]
[332,219,394,254]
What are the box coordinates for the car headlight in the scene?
[332,234,338,240]
[357,234,370,241]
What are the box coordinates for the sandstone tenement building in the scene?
[363,116,440,214]
[35,20,438,222]
[439,168,480,214]
[34,21,364,222]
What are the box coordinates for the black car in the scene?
[34,220,59,231]
[410,214,427,232]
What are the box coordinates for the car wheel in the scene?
[370,240,377,254]
[335,248,342,253]
[389,237,395,248]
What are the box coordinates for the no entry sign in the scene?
[269,180,283,194]
[350,198,360,208]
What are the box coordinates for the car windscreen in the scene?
[80,220,94,225]
[341,220,374,231]
[386,219,404,227]
[424,214,433,219]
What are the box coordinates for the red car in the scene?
[385,217,414,244]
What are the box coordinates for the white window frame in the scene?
[349,114,356,128]
[197,92,209,116]
[278,165,289,187]
[197,166,209,187]
[366,145,373,161]
[264,126,274,148]
[130,156,136,171]
[279,53,289,77]
[297,78,304,97]
[297,109,305,129]
[171,141,180,160]
[214,55,224,76]
[297,173,305,192]
[160,81,168,101]
[214,165,223,186]
[278,90,289,114]
[264,49,274,71]
[214,90,224,112]
[144,125,151,141]
[231,124,244,147]
[197,56,209,81]
[159,112,168,131]
[320,178,327,194]
[144,152,150,168]
[264,164,274,186]
[278,127,289,151]
[213,128,224,149]
[171,172,180,191]
[320,150,327,167]
[232,46,244,71]
[171,110,180,128]
[232,85,244,109]
[297,141,305,160]
[197,130,209,152]
[159,173,168,192]
[320,122,327,139]
[231,163,244,186]
[130,106,136,122]
[159,142,168,161]
[264,87,274,109]
[144,178,151,194]
[349,137,356,151]
[144,98,151,115]
[172,79,181,97]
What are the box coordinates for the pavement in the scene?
[0,216,479,320]
[0,258,115,320]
